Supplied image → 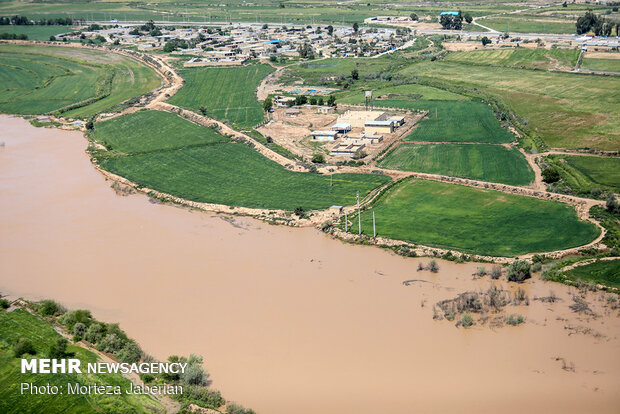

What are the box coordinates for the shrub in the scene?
[226,403,256,414]
[49,338,73,358]
[73,322,87,337]
[39,300,66,316]
[506,260,531,282]
[506,314,524,326]
[461,312,473,327]
[117,342,142,363]
[531,262,542,272]
[429,260,439,273]
[60,309,93,330]
[490,265,502,280]
[182,363,208,386]
[294,206,305,218]
[97,333,125,354]
[14,338,36,357]
[476,266,486,277]
[542,167,560,183]
[0,298,9,309]
[311,153,325,164]
[84,323,106,344]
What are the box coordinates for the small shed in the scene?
[330,122,352,134]
[318,106,334,114]
[365,120,394,134]
[285,108,301,117]
[311,130,339,142]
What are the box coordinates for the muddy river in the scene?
[1,115,619,413]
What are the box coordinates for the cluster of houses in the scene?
[309,110,405,157]
[59,22,411,63]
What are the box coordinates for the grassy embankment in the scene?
[581,58,620,73]
[348,178,600,257]
[443,48,580,71]
[545,155,620,196]
[169,64,273,130]
[0,309,162,414]
[0,44,159,117]
[93,110,391,211]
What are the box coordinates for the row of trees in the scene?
[0,15,73,25]
[439,11,473,30]
[576,11,619,36]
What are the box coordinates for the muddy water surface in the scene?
[1,115,619,414]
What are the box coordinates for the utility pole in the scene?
[373,210,376,238]
[357,191,361,236]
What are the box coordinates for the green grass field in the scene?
[565,260,620,289]
[169,64,273,129]
[444,48,580,71]
[476,16,576,34]
[349,179,599,256]
[0,25,73,40]
[0,309,161,414]
[337,83,469,105]
[581,58,620,73]
[403,101,515,143]
[547,155,620,195]
[95,110,390,210]
[0,44,159,117]
[92,110,228,154]
[400,60,620,150]
[378,143,533,186]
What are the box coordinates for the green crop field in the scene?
[378,143,533,186]
[0,25,73,40]
[92,110,228,154]
[337,83,469,105]
[546,155,620,195]
[400,60,620,150]
[444,48,580,71]
[403,101,515,143]
[169,64,273,129]
[348,179,599,256]
[476,16,576,34]
[95,110,390,210]
[581,58,620,73]
[0,309,161,414]
[0,44,159,117]
[565,260,620,289]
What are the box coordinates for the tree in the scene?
[84,323,106,344]
[353,22,359,33]
[163,41,176,53]
[117,342,142,363]
[73,322,87,338]
[85,120,94,130]
[311,153,325,164]
[481,36,491,46]
[327,25,334,36]
[576,11,600,35]
[262,24,268,30]
[49,35,56,41]
[199,106,207,115]
[50,338,72,359]
[150,28,162,36]
[542,167,560,183]
[97,333,125,353]
[327,95,336,106]
[606,193,620,214]
[14,338,36,357]
[463,13,473,24]
[410,13,418,21]
[506,260,531,282]
[294,207,305,218]
[351,68,359,80]
[562,1,567,7]
[262,97,273,112]
[39,300,65,316]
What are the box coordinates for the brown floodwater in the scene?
[1,115,619,414]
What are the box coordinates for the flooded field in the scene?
[0,115,619,413]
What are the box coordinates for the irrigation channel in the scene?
[1,115,619,413]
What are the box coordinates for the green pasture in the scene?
[0,44,159,116]
[0,309,161,414]
[581,58,620,73]
[92,110,227,154]
[336,83,469,105]
[403,100,515,143]
[378,143,533,186]
[348,179,599,256]
[546,155,620,195]
[401,60,620,150]
[95,110,390,210]
[565,260,620,289]
[476,16,576,34]
[169,64,272,129]
[0,25,72,40]
[444,47,580,70]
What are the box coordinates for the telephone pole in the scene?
[373,210,376,238]
[357,191,361,236]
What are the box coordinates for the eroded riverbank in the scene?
[1,115,619,413]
